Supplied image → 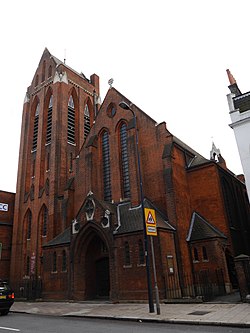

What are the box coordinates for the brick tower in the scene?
[10,48,100,288]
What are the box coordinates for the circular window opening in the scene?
[107,105,116,118]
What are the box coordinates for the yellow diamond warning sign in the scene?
[144,208,157,236]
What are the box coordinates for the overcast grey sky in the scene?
[1,0,249,193]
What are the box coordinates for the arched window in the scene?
[120,123,130,198]
[102,131,112,201]
[26,255,30,276]
[62,250,67,272]
[193,247,199,262]
[52,252,57,272]
[46,95,53,144]
[84,104,90,140]
[42,206,48,237]
[48,65,52,78]
[202,246,208,261]
[67,95,75,144]
[42,60,46,82]
[138,239,144,265]
[27,210,32,240]
[124,241,131,266]
[32,103,40,151]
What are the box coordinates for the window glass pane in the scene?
[120,123,130,198]
[202,246,208,260]
[32,104,40,151]
[194,247,199,261]
[102,131,112,201]
[124,242,130,265]
[68,96,75,144]
[84,105,90,140]
[62,250,67,271]
[46,96,53,143]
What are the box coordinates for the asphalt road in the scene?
[0,313,248,333]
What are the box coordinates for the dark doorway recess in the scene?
[96,257,110,297]
[85,234,110,299]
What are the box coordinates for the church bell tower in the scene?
[10,48,100,288]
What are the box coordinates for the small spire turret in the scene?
[210,142,227,169]
[210,142,221,161]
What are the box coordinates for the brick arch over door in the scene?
[71,223,112,300]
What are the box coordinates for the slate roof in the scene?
[43,227,71,248]
[115,198,175,235]
[186,212,227,242]
[42,198,174,247]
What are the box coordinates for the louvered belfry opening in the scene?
[68,95,75,144]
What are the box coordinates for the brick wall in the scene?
[0,190,15,281]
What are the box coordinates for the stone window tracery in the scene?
[120,123,130,198]
[84,104,90,140]
[102,131,112,201]
[68,95,75,144]
[46,95,53,144]
[32,103,40,151]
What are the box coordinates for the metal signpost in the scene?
[145,208,161,315]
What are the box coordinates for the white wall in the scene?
[227,93,250,202]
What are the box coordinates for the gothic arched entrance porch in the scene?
[72,225,111,300]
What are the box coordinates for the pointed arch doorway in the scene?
[85,234,110,299]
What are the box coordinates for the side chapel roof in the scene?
[43,197,174,247]
[186,212,227,242]
[116,198,175,235]
[43,227,71,247]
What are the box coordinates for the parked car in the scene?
[0,280,14,315]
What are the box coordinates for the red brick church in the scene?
[5,48,250,301]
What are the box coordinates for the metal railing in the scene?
[16,277,42,300]
[166,269,226,301]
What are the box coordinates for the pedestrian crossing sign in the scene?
[144,208,157,236]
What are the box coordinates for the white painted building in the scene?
[227,69,250,202]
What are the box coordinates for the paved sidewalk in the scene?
[11,301,250,328]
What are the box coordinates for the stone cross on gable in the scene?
[108,78,114,89]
